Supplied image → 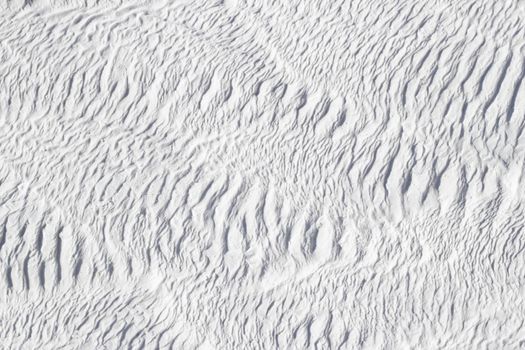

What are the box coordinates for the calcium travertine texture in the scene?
[1,0,525,349]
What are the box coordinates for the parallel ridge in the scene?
[0,0,524,348]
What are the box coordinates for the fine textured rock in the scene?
[1,0,525,348]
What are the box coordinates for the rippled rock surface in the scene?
[1,0,525,348]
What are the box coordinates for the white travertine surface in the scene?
[1,0,525,348]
